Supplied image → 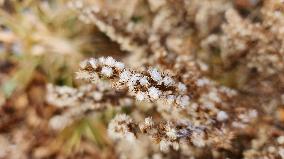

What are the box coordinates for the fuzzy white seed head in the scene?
[148,68,162,82]
[101,67,113,77]
[98,57,106,64]
[139,76,149,86]
[89,58,98,69]
[76,70,93,80]
[162,76,175,86]
[248,109,258,118]
[119,70,132,82]
[148,87,161,100]
[166,128,177,140]
[125,132,136,142]
[172,142,180,150]
[105,56,116,66]
[144,117,154,127]
[159,139,171,152]
[166,95,175,104]
[115,61,125,70]
[178,82,187,92]
[196,78,210,87]
[107,114,135,142]
[191,132,206,147]
[177,95,190,107]
[217,111,229,121]
[208,91,221,103]
[128,74,141,86]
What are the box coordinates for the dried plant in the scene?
[1,0,284,159]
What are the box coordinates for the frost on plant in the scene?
[2,0,284,159]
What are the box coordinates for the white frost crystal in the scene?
[101,66,113,77]
[89,58,98,68]
[148,87,161,100]
[119,70,131,82]
[178,82,187,92]
[162,76,175,86]
[105,56,116,66]
[115,61,125,70]
[139,76,149,86]
[176,95,190,107]
[148,68,162,82]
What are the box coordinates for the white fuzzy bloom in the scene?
[76,70,94,80]
[119,70,132,82]
[159,139,171,152]
[136,91,146,101]
[191,132,206,147]
[148,68,162,82]
[166,95,175,104]
[148,87,161,100]
[139,76,149,86]
[89,58,98,69]
[162,76,175,86]
[46,84,78,108]
[128,74,141,86]
[216,111,229,121]
[114,61,125,70]
[98,57,106,64]
[108,114,136,142]
[196,78,210,87]
[220,86,237,96]
[105,56,116,66]
[101,66,113,77]
[176,95,190,107]
[208,91,221,103]
[166,128,177,140]
[248,109,258,119]
[172,142,180,151]
[144,117,154,127]
[124,132,136,142]
[178,82,187,92]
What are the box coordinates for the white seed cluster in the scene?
[46,83,132,130]
[108,114,136,142]
[138,117,208,152]
[78,56,191,108]
[48,103,101,130]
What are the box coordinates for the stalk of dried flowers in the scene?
[108,114,235,153]
[46,83,132,130]
[77,56,243,137]
[76,56,192,108]
[69,0,233,65]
